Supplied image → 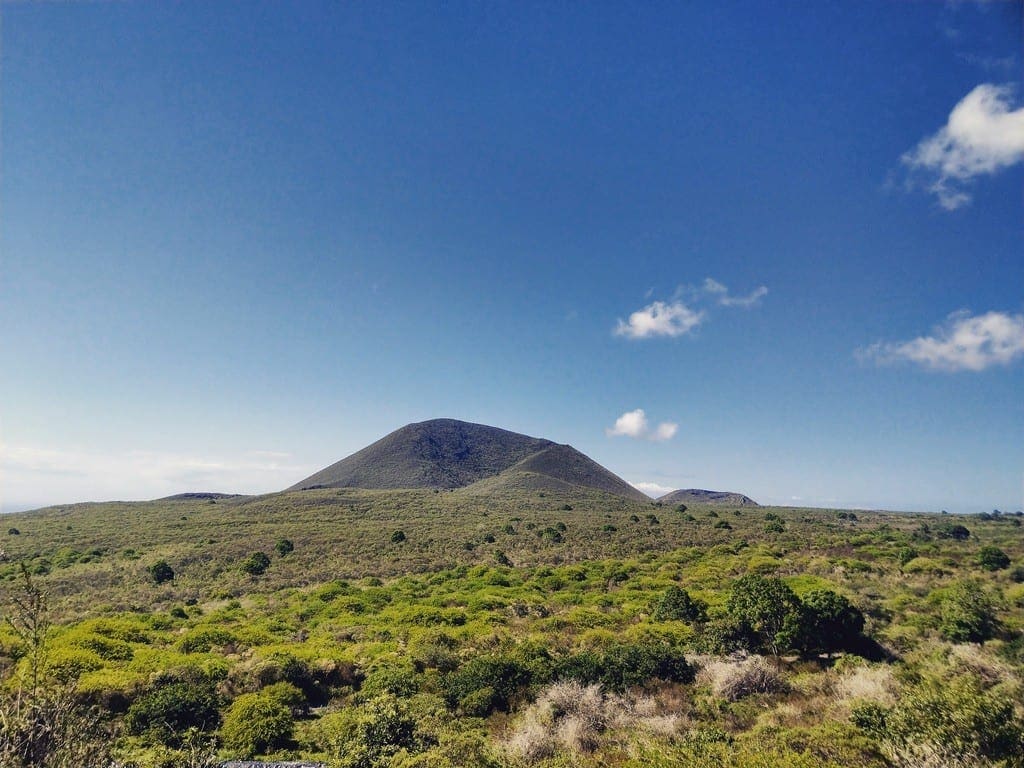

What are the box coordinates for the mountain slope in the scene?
[657,488,759,507]
[288,418,647,501]
[288,418,554,491]
[460,443,648,501]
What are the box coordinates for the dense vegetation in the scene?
[1,488,1022,767]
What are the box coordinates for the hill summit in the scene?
[288,418,647,501]
[657,488,759,507]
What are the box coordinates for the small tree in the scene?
[391,530,406,544]
[654,586,707,623]
[241,552,271,576]
[800,589,864,654]
[274,538,294,557]
[148,559,175,584]
[977,545,1010,571]
[726,575,804,655]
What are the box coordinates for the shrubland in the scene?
[1,488,1022,767]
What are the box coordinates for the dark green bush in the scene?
[654,586,707,623]
[147,560,174,584]
[443,655,532,714]
[801,589,865,654]
[391,530,406,543]
[977,545,1010,571]
[274,538,294,557]
[935,522,970,540]
[124,681,220,746]
[241,552,271,575]
[726,575,804,655]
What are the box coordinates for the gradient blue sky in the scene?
[2,1,1022,513]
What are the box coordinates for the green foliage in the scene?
[391,530,407,543]
[147,560,174,584]
[124,680,221,746]
[653,586,707,623]
[221,691,294,756]
[317,694,430,768]
[939,581,999,643]
[241,551,272,575]
[443,655,531,714]
[885,675,1024,765]
[275,538,295,557]
[935,522,971,540]
[725,575,804,655]
[978,545,1010,571]
[896,546,917,566]
[800,589,865,653]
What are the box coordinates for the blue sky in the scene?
[1,1,1021,513]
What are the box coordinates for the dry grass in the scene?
[835,664,898,706]
[503,681,686,762]
[699,655,787,702]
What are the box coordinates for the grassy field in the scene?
[1,489,1022,767]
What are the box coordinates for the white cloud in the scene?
[702,278,768,307]
[631,481,676,498]
[858,310,1024,372]
[606,409,678,442]
[902,83,1024,209]
[652,422,679,441]
[614,300,704,339]
[606,409,649,438]
[614,278,767,340]
[719,286,769,308]
[0,443,313,510]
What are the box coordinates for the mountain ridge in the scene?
[657,488,759,507]
[287,418,647,501]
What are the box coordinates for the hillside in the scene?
[2,484,1022,768]
[658,488,759,506]
[288,418,646,501]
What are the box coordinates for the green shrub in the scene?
[443,655,532,714]
[978,545,1010,571]
[274,538,294,557]
[801,589,865,654]
[147,560,174,584]
[124,681,220,746]
[935,522,970,540]
[241,552,271,575]
[221,691,294,756]
[726,574,804,655]
[885,675,1024,764]
[317,694,430,768]
[391,530,406,543]
[939,581,998,643]
[654,586,707,623]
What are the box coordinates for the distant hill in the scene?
[157,492,243,501]
[657,488,759,507]
[288,418,647,501]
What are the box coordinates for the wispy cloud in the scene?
[606,409,678,442]
[614,278,766,339]
[614,300,704,339]
[703,278,769,308]
[0,443,313,509]
[902,83,1024,209]
[630,480,676,498]
[858,310,1024,371]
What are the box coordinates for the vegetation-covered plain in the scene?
[1,488,1022,767]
